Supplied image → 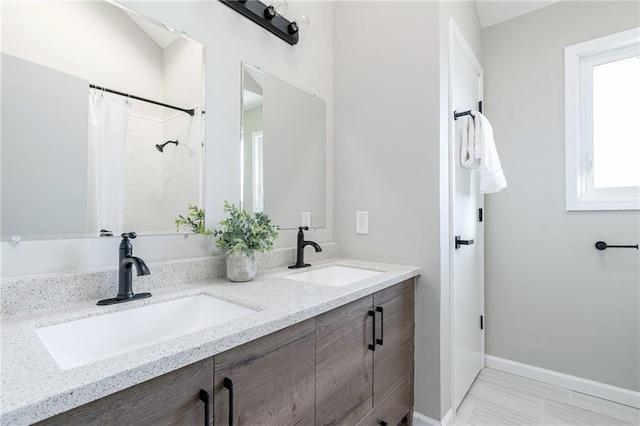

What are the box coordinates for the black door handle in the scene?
[199,389,210,426]
[376,306,384,346]
[368,310,376,351]
[455,236,475,249]
[223,377,234,426]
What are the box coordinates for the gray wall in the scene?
[263,76,326,229]
[1,54,88,238]
[483,1,640,391]
[333,1,481,419]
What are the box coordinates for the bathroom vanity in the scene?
[1,258,419,425]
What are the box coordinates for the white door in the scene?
[450,22,485,410]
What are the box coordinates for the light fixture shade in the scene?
[270,1,288,15]
[296,14,310,32]
[288,14,310,35]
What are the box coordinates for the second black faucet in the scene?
[289,226,322,269]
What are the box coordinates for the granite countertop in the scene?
[0,258,420,425]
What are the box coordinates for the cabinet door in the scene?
[214,319,315,425]
[373,279,414,406]
[316,295,374,425]
[356,377,412,426]
[35,358,214,426]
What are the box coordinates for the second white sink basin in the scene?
[285,265,382,287]
[36,295,256,370]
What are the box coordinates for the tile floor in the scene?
[455,368,640,426]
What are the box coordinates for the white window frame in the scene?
[565,27,640,211]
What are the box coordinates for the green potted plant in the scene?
[211,201,279,282]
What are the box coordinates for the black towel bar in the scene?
[454,110,473,120]
[454,101,482,120]
[595,241,639,250]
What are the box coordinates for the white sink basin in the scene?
[36,295,256,370]
[285,265,382,287]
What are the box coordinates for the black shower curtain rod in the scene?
[89,84,197,116]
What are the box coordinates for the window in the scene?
[251,131,264,213]
[565,27,640,210]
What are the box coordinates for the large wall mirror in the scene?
[241,64,326,230]
[1,1,205,241]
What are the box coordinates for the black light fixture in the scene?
[219,0,301,45]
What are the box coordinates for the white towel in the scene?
[471,111,507,193]
[460,115,481,169]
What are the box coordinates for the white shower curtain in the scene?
[87,90,131,235]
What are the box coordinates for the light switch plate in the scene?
[356,211,369,234]
[301,212,311,228]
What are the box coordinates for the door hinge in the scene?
[478,208,483,222]
[480,315,484,330]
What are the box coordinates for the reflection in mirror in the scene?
[241,64,326,230]
[1,1,205,241]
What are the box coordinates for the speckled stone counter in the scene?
[0,256,419,425]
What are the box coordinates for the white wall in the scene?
[1,0,334,278]
[1,1,164,100]
[123,112,165,233]
[483,1,640,391]
[334,1,481,420]
[161,37,204,231]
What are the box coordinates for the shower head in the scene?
[155,140,179,153]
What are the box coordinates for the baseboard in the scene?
[485,355,640,409]
[441,409,454,426]
[413,409,453,426]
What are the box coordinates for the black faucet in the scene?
[289,226,322,269]
[97,232,151,305]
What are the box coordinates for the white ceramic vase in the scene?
[226,251,257,282]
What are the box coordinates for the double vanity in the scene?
[1,254,419,425]
[0,4,415,424]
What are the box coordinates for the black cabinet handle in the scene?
[223,377,234,426]
[376,306,384,346]
[455,235,475,249]
[368,310,376,351]
[199,389,210,426]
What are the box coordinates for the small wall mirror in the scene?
[241,64,327,229]
[1,1,205,241]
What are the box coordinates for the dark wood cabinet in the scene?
[316,295,374,425]
[373,279,414,406]
[34,357,213,426]
[213,319,316,426]
[315,279,415,426]
[356,377,412,426]
[35,279,414,426]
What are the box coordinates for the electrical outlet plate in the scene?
[301,212,311,228]
[356,211,369,234]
